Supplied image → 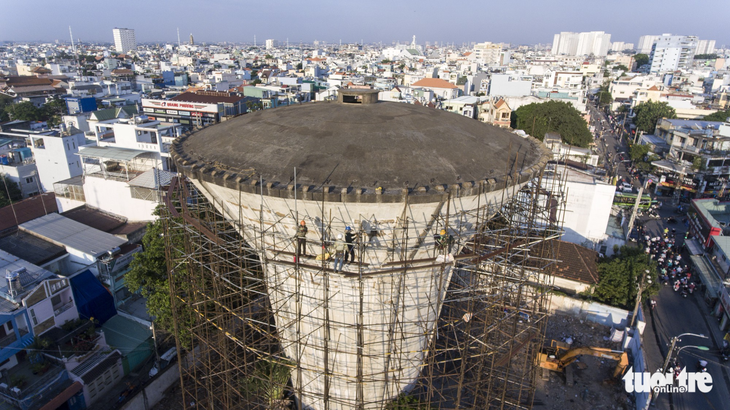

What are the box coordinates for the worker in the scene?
[295,220,308,258]
[344,226,356,264]
[435,229,454,255]
[332,234,347,272]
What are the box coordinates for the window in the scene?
[25,177,33,183]
[30,309,37,325]
[72,141,76,149]
[34,138,45,149]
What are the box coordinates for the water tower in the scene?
[168,90,554,409]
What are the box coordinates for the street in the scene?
[587,101,730,409]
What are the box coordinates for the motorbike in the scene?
[688,283,695,294]
[721,342,730,361]
[697,360,708,373]
[674,281,680,292]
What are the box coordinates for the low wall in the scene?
[549,294,630,328]
[119,361,179,410]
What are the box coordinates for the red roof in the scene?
[0,193,58,234]
[411,78,458,89]
[39,382,83,410]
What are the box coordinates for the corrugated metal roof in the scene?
[19,213,126,257]
[0,249,56,310]
[78,146,150,161]
[127,168,176,189]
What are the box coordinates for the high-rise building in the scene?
[552,31,610,56]
[637,35,660,54]
[265,39,277,50]
[610,42,635,52]
[696,39,716,55]
[472,42,503,66]
[649,34,698,73]
[112,27,136,53]
[189,33,194,46]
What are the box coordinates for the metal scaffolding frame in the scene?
[163,161,567,410]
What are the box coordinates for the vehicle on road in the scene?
[613,193,657,209]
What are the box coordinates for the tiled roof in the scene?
[553,240,600,284]
[0,193,58,234]
[411,78,459,89]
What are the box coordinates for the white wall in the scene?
[30,133,85,192]
[83,176,158,221]
[561,179,616,245]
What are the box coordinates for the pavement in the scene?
[587,101,730,409]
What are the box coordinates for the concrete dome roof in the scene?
[171,100,550,202]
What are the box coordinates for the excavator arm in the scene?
[538,346,628,378]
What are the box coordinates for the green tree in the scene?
[633,101,677,133]
[42,98,68,127]
[694,54,718,60]
[0,175,23,207]
[0,94,12,122]
[615,64,629,72]
[634,53,649,68]
[511,100,593,148]
[296,62,303,70]
[703,108,730,122]
[593,247,659,309]
[4,101,42,121]
[126,208,192,347]
[629,144,650,162]
[597,84,613,107]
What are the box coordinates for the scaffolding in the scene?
[162,161,566,410]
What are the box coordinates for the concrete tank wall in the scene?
[190,179,526,409]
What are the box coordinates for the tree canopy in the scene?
[511,100,593,148]
[2,98,68,126]
[597,83,613,107]
[703,107,730,122]
[629,144,650,162]
[0,175,23,208]
[633,101,677,133]
[126,208,193,347]
[592,246,659,309]
[634,54,649,68]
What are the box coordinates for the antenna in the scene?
[177,27,181,48]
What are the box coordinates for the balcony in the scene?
[53,300,75,316]
[0,332,17,348]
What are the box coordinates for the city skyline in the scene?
[1,0,729,48]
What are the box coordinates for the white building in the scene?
[649,34,698,73]
[472,42,502,66]
[696,39,716,55]
[112,28,136,53]
[488,74,532,97]
[637,35,661,54]
[26,129,86,193]
[552,31,611,56]
[610,42,634,52]
[544,165,616,248]
[54,116,182,221]
[265,39,277,50]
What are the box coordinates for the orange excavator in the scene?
[537,340,629,379]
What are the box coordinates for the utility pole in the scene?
[626,178,651,240]
[630,269,650,328]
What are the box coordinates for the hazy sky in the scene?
[1,0,729,47]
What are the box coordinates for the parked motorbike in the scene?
[697,360,708,373]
